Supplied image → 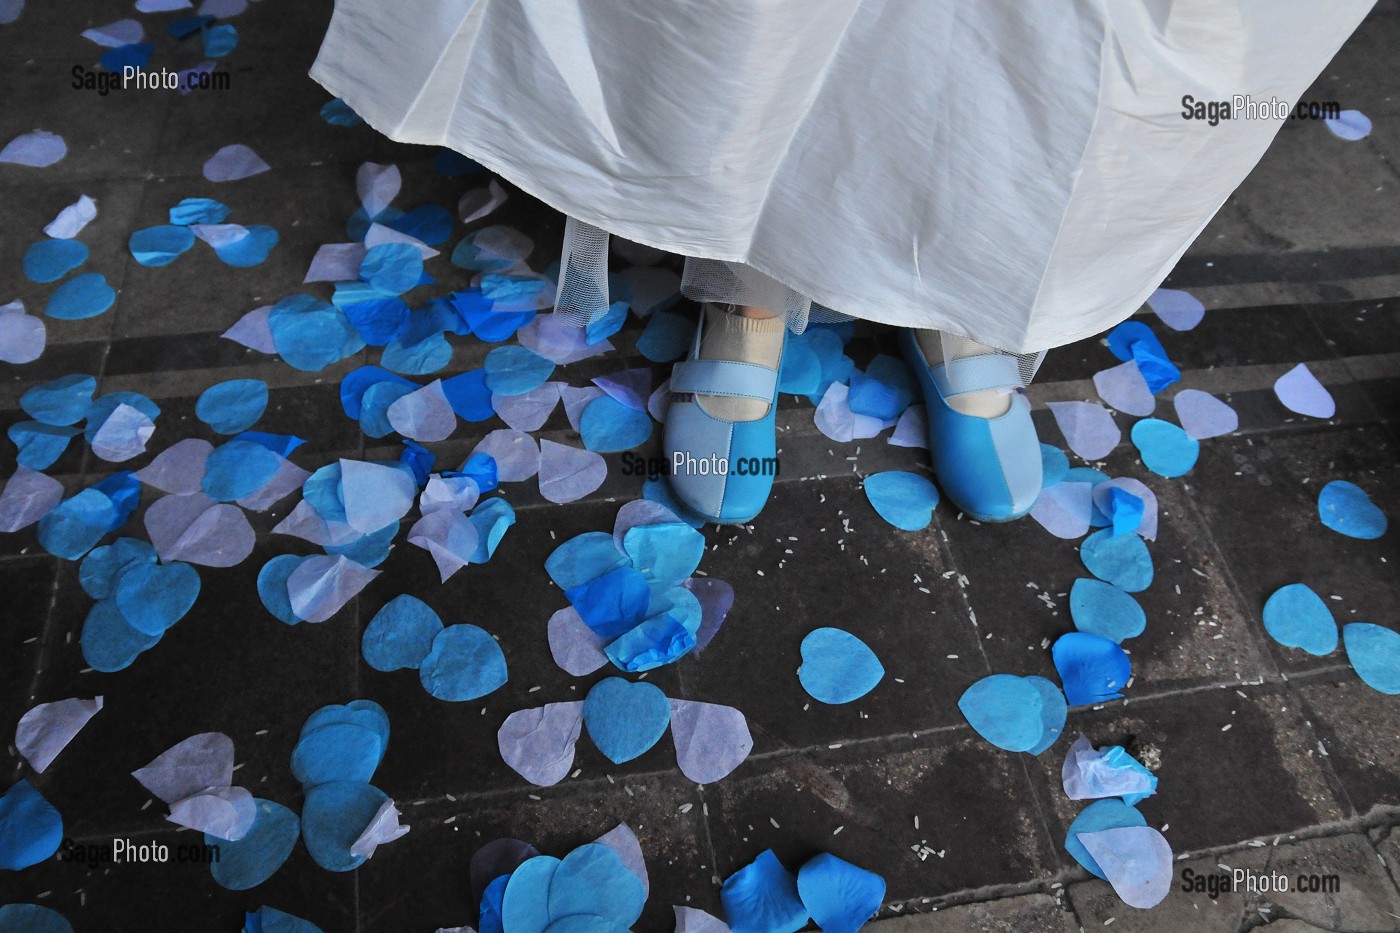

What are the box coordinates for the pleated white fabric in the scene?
[310,0,1373,354]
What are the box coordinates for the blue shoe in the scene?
[663,311,785,524]
[897,329,1042,522]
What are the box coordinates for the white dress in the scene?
[310,0,1374,355]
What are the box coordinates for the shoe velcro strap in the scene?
[670,359,778,401]
[932,354,1022,398]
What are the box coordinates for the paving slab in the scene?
[1258,834,1400,932]
[871,893,1077,932]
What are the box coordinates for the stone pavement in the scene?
[1,1,1398,931]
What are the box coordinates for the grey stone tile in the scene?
[1258,834,1400,932]
[0,55,173,182]
[873,893,1078,931]
[0,174,146,346]
[679,475,991,748]
[1297,679,1400,815]
[703,735,1058,904]
[1183,429,1400,678]
[26,539,360,839]
[1230,118,1400,254]
[943,456,1274,699]
[1019,686,1347,862]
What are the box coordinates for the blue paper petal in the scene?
[1262,583,1337,656]
[1041,444,1070,488]
[1069,578,1146,643]
[459,452,500,492]
[100,42,152,71]
[1317,481,1387,539]
[360,382,415,438]
[208,798,300,890]
[777,340,821,396]
[586,301,630,346]
[441,370,496,422]
[0,904,73,933]
[1080,528,1153,593]
[1053,632,1131,705]
[469,497,516,562]
[363,595,444,672]
[257,555,308,624]
[79,537,157,599]
[864,471,939,531]
[847,354,915,420]
[268,295,365,372]
[197,379,269,434]
[114,560,200,636]
[501,855,562,933]
[359,243,423,295]
[0,780,63,870]
[383,330,455,375]
[604,613,696,672]
[292,722,386,788]
[546,531,630,590]
[214,225,278,267]
[81,598,160,671]
[202,22,237,56]
[580,396,652,452]
[622,520,704,589]
[484,345,555,396]
[300,780,388,872]
[129,225,196,267]
[641,477,705,528]
[478,873,509,933]
[246,906,325,933]
[798,627,885,704]
[636,310,690,362]
[418,624,509,701]
[582,677,671,764]
[9,422,79,470]
[957,674,1046,752]
[1130,419,1198,478]
[340,366,415,419]
[169,197,230,225]
[23,238,88,283]
[720,850,808,933]
[1343,623,1400,694]
[1025,675,1069,755]
[38,489,121,560]
[202,438,283,502]
[548,843,647,928]
[1064,798,1147,879]
[20,373,96,425]
[388,205,454,245]
[565,566,651,640]
[796,853,885,933]
[46,272,115,319]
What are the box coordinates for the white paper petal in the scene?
[407,510,479,582]
[0,299,46,364]
[90,402,156,462]
[356,162,400,220]
[458,178,508,223]
[538,439,606,504]
[1047,401,1120,461]
[1173,389,1238,441]
[340,459,416,533]
[222,305,276,353]
[350,799,410,859]
[167,785,257,840]
[131,732,235,804]
[44,195,98,238]
[471,429,540,482]
[203,144,270,182]
[286,554,381,623]
[304,243,367,283]
[546,607,608,676]
[144,492,256,567]
[387,381,457,442]
[1274,363,1335,418]
[16,696,103,773]
[1146,288,1205,331]
[0,466,65,532]
[1030,481,1094,539]
[668,699,753,785]
[1093,361,1155,417]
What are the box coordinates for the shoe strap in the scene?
[671,358,777,401]
[933,354,1022,398]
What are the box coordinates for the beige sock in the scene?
[913,328,1013,418]
[694,304,785,421]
